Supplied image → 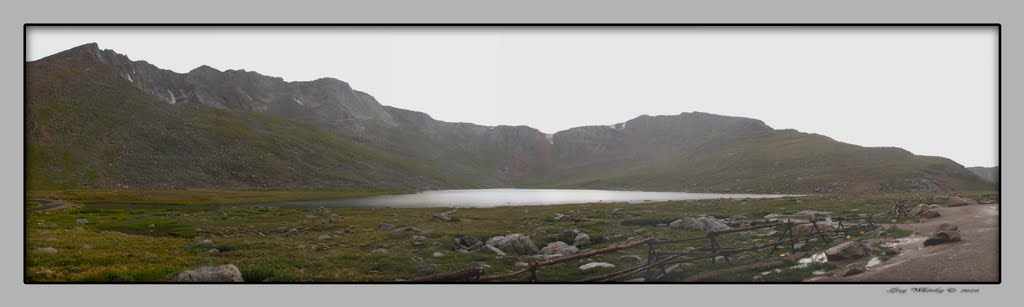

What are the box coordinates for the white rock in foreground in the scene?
[579,262,615,272]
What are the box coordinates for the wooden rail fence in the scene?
[408,214,877,282]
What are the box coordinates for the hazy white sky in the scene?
[27,27,998,167]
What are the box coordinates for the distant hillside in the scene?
[24,43,994,194]
[968,166,1000,183]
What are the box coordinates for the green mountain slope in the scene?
[26,45,457,190]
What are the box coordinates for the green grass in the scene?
[27,189,404,206]
[25,191,995,282]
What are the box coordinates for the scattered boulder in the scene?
[538,241,579,257]
[173,264,244,282]
[919,209,941,219]
[481,245,506,256]
[947,196,977,207]
[284,229,300,237]
[572,233,592,247]
[75,218,88,224]
[207,248,221,254]
[795,210,831,217]
[32,247,58,254]
[317,235,333,240]
[764,213,781,220]
[664,263,692,275]
[412,236,429,245]
[579,262,615,272]
[924,223,961,246]
[454,236,482,248]
[432,212,452,222]
[392,226,426,234]
[492,234,539,255]
[669,217,731,232]
[432,252,445,257]
[825,241,869,261]
[197,239,214,245]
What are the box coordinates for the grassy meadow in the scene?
[25,190,997,282]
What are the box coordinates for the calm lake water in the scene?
[273,189,796,208]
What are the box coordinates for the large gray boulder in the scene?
[485,236,505,246]
[173,264,244,282]
[538,241,579,257]
[825,241,869,261]
[492,234,539,255]
[669,218,704,231]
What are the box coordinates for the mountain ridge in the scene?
[25,43,994,194]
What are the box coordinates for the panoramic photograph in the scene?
[23,26,999,283]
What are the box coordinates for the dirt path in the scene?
[818,204,999,282]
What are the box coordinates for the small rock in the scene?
[207,248,220,254]
[619,255,643,263]
[455,236,481,248]
[514,262,529,268]
[370,248,389,254]
[285,229,300,236]
[486,236,505,246]
[80,244,94,249]
[197,239,213,245]
[378,223,395,229]
[32,247,58,254]
[624,277,645,282]
[432,252,445,257]
[148,224,156,228]
[317,235,332,240]
[664,263,692,274]
[412,236,429,245]
[392,226,426,234]
[579,262,615,272]
[75,218,88,224]
[173,264,244,282]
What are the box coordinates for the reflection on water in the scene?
[298,188,797,208]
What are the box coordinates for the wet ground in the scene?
[812,204,999,282]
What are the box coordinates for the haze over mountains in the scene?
[25,43,993,194]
